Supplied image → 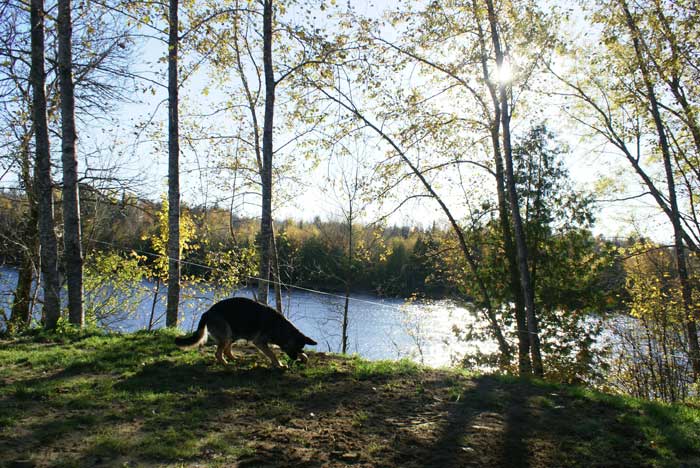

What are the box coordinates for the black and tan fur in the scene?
[175,297,317,368]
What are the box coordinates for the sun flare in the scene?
[495,58,513,83]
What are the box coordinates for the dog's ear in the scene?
[304,335,317,346]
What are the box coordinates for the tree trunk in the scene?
[166,0,180,327]
[30,0,61,329]
[148,278,160,331]
[11,203,39,329]
[620,0,700,378]
[500,96,543,377]
[342,289,350,354]
[10,137,39,331]
[493,127,531,374]
[57,0,83,327]
[470,0,527,372]
[342,204,353,354]
[11,254,36,330]
[271,226,283,314]
[485,0,543,376]
[257,0,275,305]
[651,3,700,173]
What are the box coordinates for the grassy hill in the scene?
[1,330,699,468]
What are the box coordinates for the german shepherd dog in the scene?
[175,297,317,368]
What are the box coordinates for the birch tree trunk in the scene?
[499,95,543,377]
[493,127,531,374]
[30,0,61,329]
[471,0,531,373]
[485,0,543,376]
[166,0,180,327]
[257,0,274,305]
[57,0,83,326]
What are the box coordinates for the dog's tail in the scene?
[175,312,209,348]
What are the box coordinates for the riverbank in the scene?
[1,330,698,467]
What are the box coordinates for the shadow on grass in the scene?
[377,375,532,468]
[2,333,699,468]
[2,347,403,466]
[394,375,698,468]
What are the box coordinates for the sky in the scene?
[69,0,676,243]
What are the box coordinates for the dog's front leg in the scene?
[224,342,236,363]
[255,342,286,369]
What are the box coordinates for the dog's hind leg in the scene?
[215,343,228,365]
[207,314,232,365]
[255,342,285,368]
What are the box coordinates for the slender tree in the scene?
[358,0,552,373]
[57,0,83,326]
[485,0,543,376]
[181,0,331,309]
[558,0,700,379]
[257,0,275,305]
[166,0,180,327]
[270,225,283,313]
[326,140,372,354]
[229,2,281,310]
[471,0,531,374]
[3,0,135,331]
[10,134,39,330]
[30,0,61,329]
[618,0,700,377]
[0,4,37,330]
[310,79,513,362]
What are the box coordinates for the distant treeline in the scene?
[0,188,454,297]
[0,187,627,303]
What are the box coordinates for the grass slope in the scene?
[1,330,699,468]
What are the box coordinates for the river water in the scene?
[0,267,497,367]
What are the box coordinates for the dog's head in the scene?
[283,333,317,362]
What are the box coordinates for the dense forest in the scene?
[2,0,700,406]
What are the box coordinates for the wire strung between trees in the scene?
[88,238,409,312]
[87,238,547,336]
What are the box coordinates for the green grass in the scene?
[351,355,421,379]
[1,330,699,467]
